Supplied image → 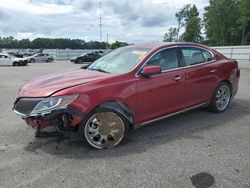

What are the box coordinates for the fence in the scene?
[43,49,111,60]
[212,46,250,60]
[43,46,250,61]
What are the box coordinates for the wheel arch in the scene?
[221,80,233,96]
[98,100,134,126]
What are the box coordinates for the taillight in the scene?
[237,69,240,77]
[234,60,240,77]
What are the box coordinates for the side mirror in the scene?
[141,66,161,77]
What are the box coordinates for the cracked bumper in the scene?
[19,106,86,130]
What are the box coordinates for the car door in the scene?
[89,53,96,62]
[136,47,186,123]
[82,54,90,62]
[180,47,217,107]
[35,54,44,62]
[42,54,48,61]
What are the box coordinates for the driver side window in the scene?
[146,48,179,71]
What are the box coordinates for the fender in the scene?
[99,101,133,124]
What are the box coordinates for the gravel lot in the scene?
[0,61,249,188]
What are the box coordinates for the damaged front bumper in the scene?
[13,96,86,131]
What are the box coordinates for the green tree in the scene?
[110,41,128,49]
[163,27,178,42]
[175,5,191,41]
[182,5,203,43]
[204,0,241,45]
[238,0,250,44]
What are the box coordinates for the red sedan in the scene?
[13,43,240,149]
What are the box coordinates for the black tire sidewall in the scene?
[79,107,129,149]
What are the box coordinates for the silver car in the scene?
[25,53,54,63]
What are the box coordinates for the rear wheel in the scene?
[210,82,231,112]
[79,107,129,149]
[47,58,52,62]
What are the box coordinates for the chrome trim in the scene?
[135,45,216,77]
[136,102,209,127]
[13,109,30,118]
[13,108,53,118]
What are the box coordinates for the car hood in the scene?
[16,69,113,98]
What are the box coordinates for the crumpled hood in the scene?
[16,69,113,98]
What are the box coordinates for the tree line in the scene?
[0,36,128,49]
[164,0,250,46]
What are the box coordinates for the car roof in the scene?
[127,42,211,50]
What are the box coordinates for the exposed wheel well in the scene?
[97,100,134,128]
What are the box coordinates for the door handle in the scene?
[210,69,216,73]
[173,75,182,81]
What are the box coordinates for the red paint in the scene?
[142,65,161,75]
[15,43,240,129]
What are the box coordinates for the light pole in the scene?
[99,1,102,42]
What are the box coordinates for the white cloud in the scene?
[0,0,209,43]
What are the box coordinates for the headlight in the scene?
[30,94,78,115]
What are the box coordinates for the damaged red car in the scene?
[13,43,240,149]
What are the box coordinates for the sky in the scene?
[0,0,209,43]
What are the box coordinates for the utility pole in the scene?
[99,1,102,42]
[106,33,109,43]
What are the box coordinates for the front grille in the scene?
[14,98,43,115]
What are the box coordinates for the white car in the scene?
[0,53,28,66]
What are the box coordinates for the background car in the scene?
[70,51,102,64]
[25,53,54,63]
[0,53,28,66]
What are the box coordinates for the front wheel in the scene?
[79,108,129,149]
[210,82,231,112]
[30,58,35,63]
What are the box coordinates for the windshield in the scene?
[80,52,88,56]
[87,47,151,74]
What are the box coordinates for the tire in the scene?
[23,61,28,66]
[47,58,52,62]
[79,107,129,149]
[12,62,18,66]
[30,58,35,63]
[209,82,231,113]
[78,59,83,64]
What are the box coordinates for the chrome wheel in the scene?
[215,85,230,111]
[84,112,125,149]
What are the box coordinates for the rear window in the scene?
[202,50,214,61]
[181,47,205,66]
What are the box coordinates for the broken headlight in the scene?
[30,94,78,115]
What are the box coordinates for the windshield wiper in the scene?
[88,68,110,74]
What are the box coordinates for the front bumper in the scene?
[13,99,86,130]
